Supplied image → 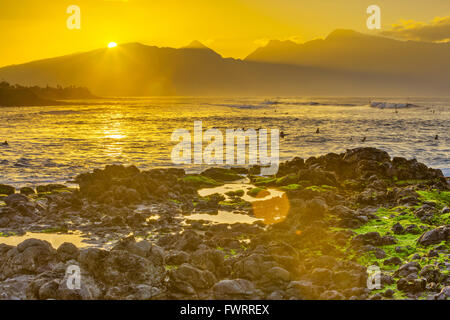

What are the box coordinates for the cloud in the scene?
[381,16,450,42]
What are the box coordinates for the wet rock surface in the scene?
[0,148,448,300]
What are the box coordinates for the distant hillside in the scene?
[246,29,450,82]
[28,85,99,100]
[0,82,61,106]
[0,34,449,97]
[0,82,97,107]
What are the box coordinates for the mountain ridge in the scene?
[245,29,450,79]
[0,30,449,97]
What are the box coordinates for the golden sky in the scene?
[0,0,449,67]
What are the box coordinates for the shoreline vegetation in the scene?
[0,147,448,300]
[0,82,99,107]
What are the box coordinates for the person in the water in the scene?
[2,141,8,146]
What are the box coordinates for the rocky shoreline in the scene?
[0,147,449,300]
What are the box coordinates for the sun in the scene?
[108,42,118,48]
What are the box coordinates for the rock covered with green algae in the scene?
[0,147,448,300]
[253,147,449,300]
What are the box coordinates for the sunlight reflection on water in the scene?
[0,97,448,186]
[0,232,91,248]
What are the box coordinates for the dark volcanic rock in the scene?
[175,230,202,251]
[297,169,339,187]
[394,262,421,278]
[0,239,56,279]
[19,187,35,196]
[201,168,241,181]
[285,280,319,300]
[392,223,405,235]
[56,243,80,262]
[397,278,426,293]
[320,290,345,300]
[343,148,390,164]
[213,279,258,299]
[384,257,402,266]
[417,226,450,246]
[0,184,15,196]
[351,232,382,246]
[4,194,29,207]
[170,263,217,290]
[75,165,190,202]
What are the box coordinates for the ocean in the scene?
[0,97,449,187]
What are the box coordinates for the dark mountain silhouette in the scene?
[0,82,62,106]
[182,40,213,50]
[246,29,450,82]
[0,31,449,97]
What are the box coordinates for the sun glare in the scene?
[108,42,118,48]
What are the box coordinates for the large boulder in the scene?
[0,184,15,196]
[233,254,277,281]
[170,263,217,290]
[343,148,390,164]
[285,280,320,300]
[417,226,450,246]
[297,169,339,187]
[101,250,165,286]
[57,264,103,300]
[0,239,56,279]
[191,248,225,274]
[175,230,202,251]
[394,262,421,278]
[213,279,258,299]
[56,243,80,262]
[201,168,241,182]
[75,165,190,202]
[78,245,166,288]
[0,275,34,300]
[3,194,29,207]
[19,187,35,196]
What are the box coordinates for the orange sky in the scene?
[0,0,449,67]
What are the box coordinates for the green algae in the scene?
[225,189,244,197]
[348,207,434,272]
[275,174,298,186]
[253,177,276,186]
[280,184,301,191]
[416,190,450,208]
[394,179,431,186]
[181,175,221,188]
[165,265,178,271]
[247,187,270,198]
[39,227,69,234]
[305,185,337,192]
